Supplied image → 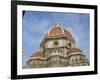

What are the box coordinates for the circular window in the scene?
[54,41,58,46]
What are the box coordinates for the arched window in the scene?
[49,51,52,54]
[71,58,74,64]
[54,50,56,53]
[49,51,51,56]
[75,58,78,64]
[58,50,62,53]
[80,56,83,63]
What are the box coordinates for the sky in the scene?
[22,11,90,65]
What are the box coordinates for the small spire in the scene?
[55,21,61,27]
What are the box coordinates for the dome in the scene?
[68,48,82,53]
[31,51,44,58]
[68,48,84,56]
[41,22,75,45]
[47,23,73,39]
[48,27,64,36]
[48,27,73,40]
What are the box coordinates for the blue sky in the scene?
[22,11,90,65]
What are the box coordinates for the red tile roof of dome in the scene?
[31,51,44,58]
[47,26,74,41]
[64,29,73,40]
[48,27,64,36]
[68,48,83,54]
